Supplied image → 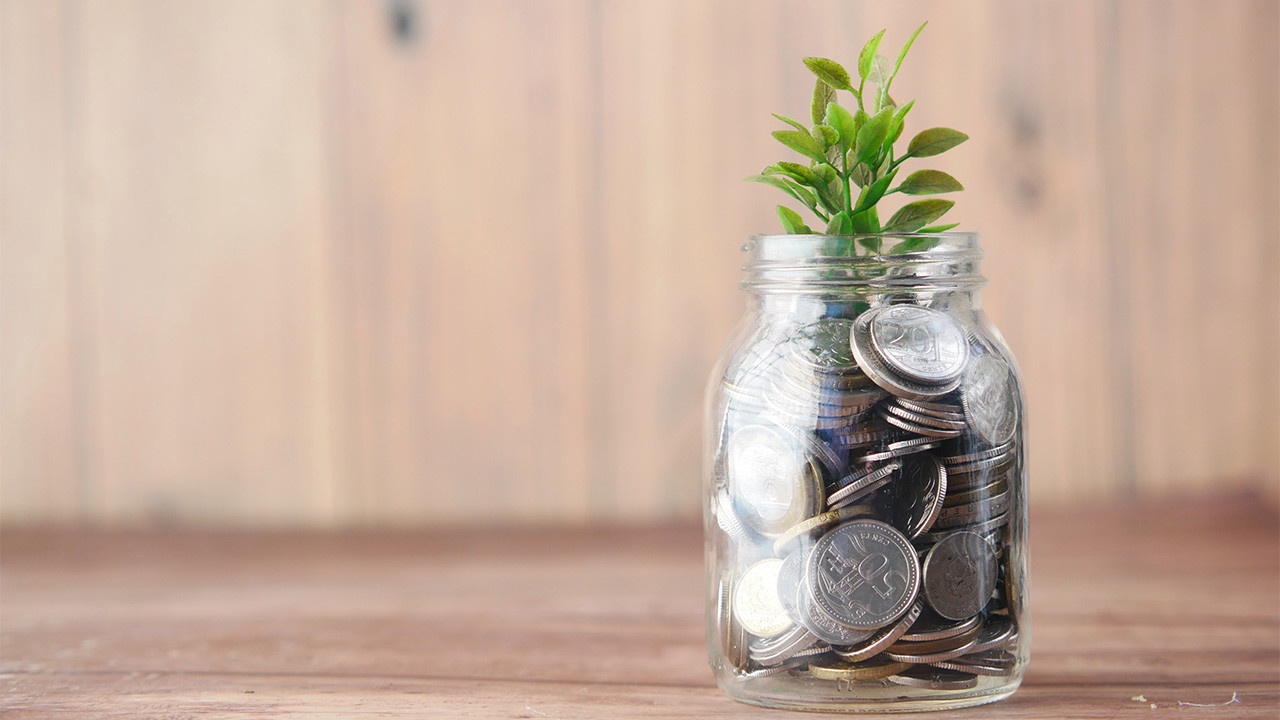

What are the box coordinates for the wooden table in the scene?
[3,496,1277,718]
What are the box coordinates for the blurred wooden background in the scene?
[2,0,1276,527]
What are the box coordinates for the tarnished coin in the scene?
[888,665,979,690]
[733,559,794,638]
[850,309,963,400]
[808,656,911,682]
[868,305,969,384]
[726,424,821,537]
[807,520,920,629]
[968,615,1018,654]
[922,531,999,621]
[961,353,1019,447]
[833,601,923,663]
[890,453,948,538]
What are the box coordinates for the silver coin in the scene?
[807,520,920,629]
[931,649,1017,677]
[828,471,896,511]
[890,453,948,538]
[734,558,795,637]
[922,531,999,621]
[933,490,1010,530]
[883,623,982,663]
[850,310,963,400]
[827,461,901,508]
[714,489,750,543]
[968,615,1018,654]
[942,440,1014,466]
[718,574,748,670]
[881,411,965,439]
[789,318,860,373]
[726,424,822,537]
[961,353,1019,447]
[798,583,878,646]
[749,624,821,666]
[868,305,969,384]
[833,601,922,662]
[881,403,969,431]
[889,666,979,690]
[897,398,965,420]
[901,609,982,642]
[776,550,807,624]
[855,436,942,463]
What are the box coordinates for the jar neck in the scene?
[741,233,987,300]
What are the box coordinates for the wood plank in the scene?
[62,1,345,524]
[0,1,80,520]
[2,497,1276,717]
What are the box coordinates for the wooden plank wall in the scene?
[2,0,1276,527]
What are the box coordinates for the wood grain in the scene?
[2,496,1277,717]
[0,0,1276,525]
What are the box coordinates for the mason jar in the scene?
[703,233,1028,712]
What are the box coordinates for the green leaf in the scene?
[890,235,941,254]
[811,124,840,147]
[772,113,809,133]
[769,161,817,184]
[825,211,853,235]
[866,55,891,85]
[777,205,812,234]
[919,222,960,233]
[811,79,837,125]
[897,169,964,195]
[772,129,827,162]
[854,106,894,165]
[883,199,955,233]
[851,172,896,215]
[890,22,928,86]
[824,102,857,151]
[851,162,873,188]
[906,127,969,158]
[810,164,844,213]
[746,174,818,210]
[887,99,915,144]
[803,57,854,92]
[858,29,886,80]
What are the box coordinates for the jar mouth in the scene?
[742,232,986,294]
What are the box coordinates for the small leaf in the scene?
[772,129,827,162]
[746,174,818,210]
[803,57,854,92]
[772,113,809,133]
[897,169,964,195]
[772,161,817,184]
[858,29,886,80]
[919,222,960,233]
[852,172,896,215]
[890,22,928,85]
[809,164,844,214]
[890,236,941,254]
[906,127,969,158]
[854,106,894,165]
[851,162,873,188]
[866,55,891,85]
[777,205,811,234]
[811,80,837,125]
[824,102,857,151]
[811,124,840,147]
[825,211,853,235]
[883,199,955,233]
[887,99,915,144]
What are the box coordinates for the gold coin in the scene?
[808,657,911,682]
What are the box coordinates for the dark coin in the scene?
[890,453,948,538]
[807,520,920,629]
[900,607,981,642]
[889,666,979,690]
[922,531,999,621]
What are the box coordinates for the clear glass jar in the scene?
[703,233,1028,712]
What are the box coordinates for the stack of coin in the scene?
[714,302,1023,686]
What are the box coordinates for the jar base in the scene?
[717,673,1022,713]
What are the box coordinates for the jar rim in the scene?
[741,232,986,293]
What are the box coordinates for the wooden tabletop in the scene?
[2,496,1277,718]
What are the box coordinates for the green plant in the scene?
[748,22,968,252]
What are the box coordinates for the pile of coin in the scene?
[713,304,1022,690]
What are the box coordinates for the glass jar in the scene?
[703,233,1028,712]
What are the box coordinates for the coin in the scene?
[855,436,942,463]
[868,305,969,384]
[941,440,1014,466]
[881,411,965,439]
[788,318,861,373]
[900,609,981,643]
[897,398,965,420]
[807,520,920,629]
[888,666,979,690]
[885,621,983,663]
[718,574,748,670]
[749,624,821,666]
[772,505,875,555]
[726,424,822,537]
[961,352,1019,447]
[922,531,998,621]
[775,550,806,624]
[967,615,1018,654]
[713,489,750,543]
[808,656,911,682]
[827,461,901,509]
[734,559,795,637]
[798,584,878,646]
[850,309,963,400]
[881,402,969,430]
[833,601,923,663]
[931,649,1017,676]
[890,453,948,538]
